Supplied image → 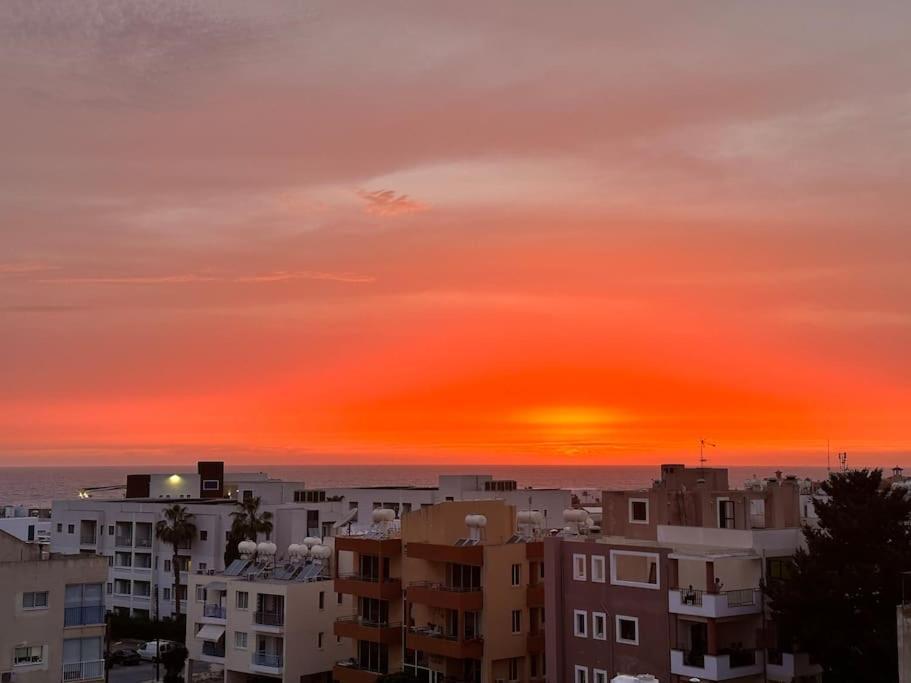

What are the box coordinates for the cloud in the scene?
[357,189,428,217]
[36,270,374,286]
[0,262,57,276]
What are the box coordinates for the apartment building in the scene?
[51,462,349,618]
[0,529,108,683]
[333,500,547,683]
[51,464,570,620]
[186,538,350,683]
[546,464,822,683]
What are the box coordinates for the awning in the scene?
[197,624,225,642]
[205,581,227,591]
[333,507,359,529]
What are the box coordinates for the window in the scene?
[196,586,207,602]
[616,615,639,645]
[65,583,104,626]
[574,665,589,683]
[629,498,649,524]
[57,523,63,533]
[511,609,521,633]
[14,646,44,665]
[318,632,324,649]
[106,583,113,595]
[198,562,207,571]
[236,591,249,609]
[23,591,49,610]
[234,631,248,649]
[68,524,75,534]
[511,563,521,586]
[63,638,102,672]
[592,612,606,640]
[718,498,735,529]
[767,557,794,581]
[108,525,114,535]
[337,592,343,605]
[573,609,588,637]
[319,591,325,610]
[572,553,587,581]
[164,559,171,572]
[202,480,220,491]
[591,555,605,583]
[199,530,208,541]
[508,658,519,680]
[593,670,608,683]
[610,550,660,589]
[163,587,171,601]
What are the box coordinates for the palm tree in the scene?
[155,505,197,619]
[230,496,273,541]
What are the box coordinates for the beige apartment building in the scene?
[186,539,350,683]
[0,530,108,683]
[334,499,547,683]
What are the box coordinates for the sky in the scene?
[1,1,910,467]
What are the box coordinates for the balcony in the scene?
[407,581,483,611]
[335,573,402,601]
[670,649,763,681]
[135,537,153,548]
[406,542,483,565]
[766,651,823,682]
[406,627,483,659]
[64,605,105,627]
[203,604,227,619]
[527,630,545,653]
[334,616,402,645]
[63,660,105,682]
[253,610,285,631]
[79,535,97,546]
[335,535,402,556]
[333,663,384,683]
[114,535,133,548]
[668,588,762,618]
[526,583,544,607]
[251,652,283,672]
[201,641,225,659]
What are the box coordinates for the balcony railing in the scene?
[64,605,105,627]
[135,537,152,548]
[114,535,133,547]
[202,642,225,658]
[338,572,397,583]
[204,604,227,619]
[254,610,285,627]
[63,660,104,682]
[253,652,283,668]
[408,580,480,593]
[79,535,97,545]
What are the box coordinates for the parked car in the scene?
[137,640,179,662]
[109,648,141,666]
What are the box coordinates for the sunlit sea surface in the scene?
[0,465,836,507]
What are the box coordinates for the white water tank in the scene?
[303,536,321,547]
[517,511,544,527]
[373,508,396,524]
[563,509,588,524]
[238,540,257,558]
[257,541,277,556]
[287,543,303,558]
[465,514,487,528]
[310,544,332,560]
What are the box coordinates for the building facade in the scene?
[0,530,108,683]
[546,465,822,683]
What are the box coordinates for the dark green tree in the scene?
[766,468,911,682]
[161,644,188,683]
[155,505,197,619]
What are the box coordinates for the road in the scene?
[109,662,157,683]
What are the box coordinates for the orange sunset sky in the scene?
[1,2,910,466]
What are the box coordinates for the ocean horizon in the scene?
[0,463,844,508]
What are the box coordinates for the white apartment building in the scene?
[0,530,108,683]
[50,463,572,618]
[186,539,351,683]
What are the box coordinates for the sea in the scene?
[0,465,834,508]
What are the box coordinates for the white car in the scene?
[137,640,179,662]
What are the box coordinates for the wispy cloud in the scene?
[357,189,427,217]
[37,270,375,286]
[0,262,58,276]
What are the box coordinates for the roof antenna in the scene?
[698,439,716,484]
[838,452,848,472]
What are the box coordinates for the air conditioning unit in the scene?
[2,670,16,682]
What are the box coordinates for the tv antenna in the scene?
[838,452,848,472]
[698,438,716,483]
